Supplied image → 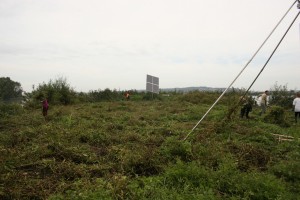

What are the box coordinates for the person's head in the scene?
[265,90,269,95]
[297,92,300,98]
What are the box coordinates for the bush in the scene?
[227,173,286,199]
[88,88,122,102]
[271,161,300,182]
[216,163,287,199]
[269,83,294,109]
[164,160,213,188]
[31,76,76,105]
[160,137,193,162]
[179,91,219,105]
[128,175,217,199]
[142,93,162,101]
[0,77,23,102]
[263,106,290,127]
[0,103,23,117]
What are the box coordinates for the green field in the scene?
[1,92,300,199]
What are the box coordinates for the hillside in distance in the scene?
[160,86,227,93]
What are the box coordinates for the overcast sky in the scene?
[1,0,299,92]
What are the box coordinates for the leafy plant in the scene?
[0,77,23,102]
[30,76,76,105]
[263,106,290,127]
[269,82,294,109]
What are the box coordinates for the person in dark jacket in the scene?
[240,95,253,119]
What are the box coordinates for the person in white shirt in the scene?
[259,90,269,115]
[293,92,300,123]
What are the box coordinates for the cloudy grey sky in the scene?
[1,0,299,92]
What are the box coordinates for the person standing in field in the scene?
[41,98,49,117]
[240,95,253,119]
[259,90,269,115]
[124,91,130,100]
[293,92,300,123]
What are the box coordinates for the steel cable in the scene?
[183,0,298,141]
[237,10,300,109]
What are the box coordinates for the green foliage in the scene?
[31,76,75,105]
[142,92,162,101]
[263,106,290,127]
[1,93,300,199]
[270,147,300,194]
[0,103,24,117]
[127,169,217,200]
[216,168,287,199]
[160,137,193,162]
[270,83,294,108]
[179,91,220,105]
[271,160,300,182]
[164,160,213,188]
[88,88,122,102]
[0,77,23,102]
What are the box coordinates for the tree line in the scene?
[0,76,144,107]
[0,76,297,109]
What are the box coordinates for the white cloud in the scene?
[0,0,299,92]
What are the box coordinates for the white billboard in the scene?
[146,74,159,94]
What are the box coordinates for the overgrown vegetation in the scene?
[0,77,23,103]
[269,82,294,109]
[28,76,76,106]
[1,86,299,199]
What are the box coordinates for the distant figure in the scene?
[240,95,253,119]
[259,90,269,115]
[293,92,300,123]
[41,98,49,117]
[124,92,130,100]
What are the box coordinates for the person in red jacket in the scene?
[41,98,49,117]
[124,91,130,100]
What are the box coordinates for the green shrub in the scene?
[179,91,218,105]
[142,93,162,101]
[270,83,294,109]
[263,106,290,127]
[88,88,122,102]
[48,178,112,200]
[160,137,193,162]
[128,166,217,200]
[0,77,23,102]
[31,76,76,105]
[0,103,23,117]
[164,160,213,188]
[216,164,287,199]
[271,160,300,181]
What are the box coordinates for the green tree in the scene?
[32,76,75,105]
[269,82,293,108]
[0,77,23,102]
[88,88,122,102]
